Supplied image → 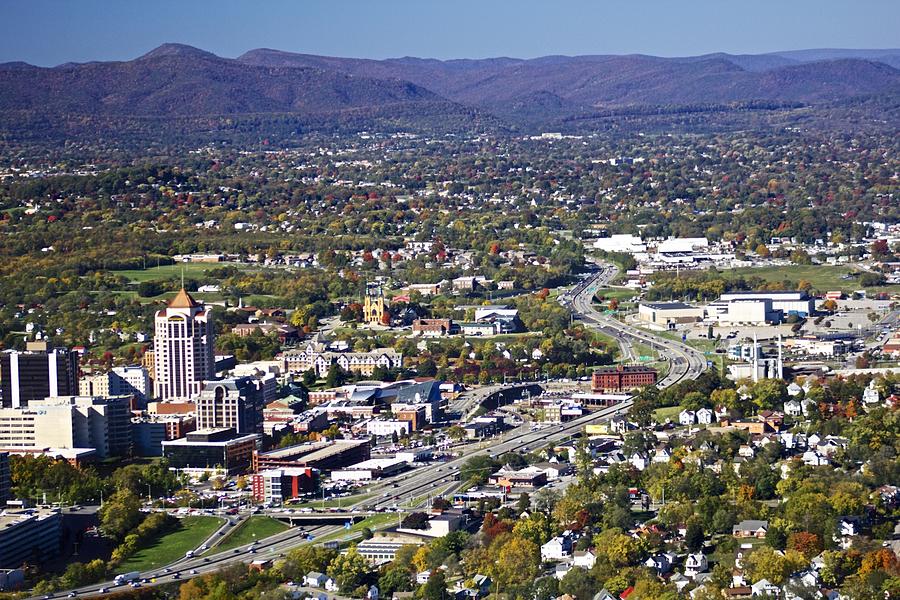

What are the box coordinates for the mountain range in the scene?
[2,44,899,139]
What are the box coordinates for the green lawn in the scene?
[653,406,683,424]
[292,493,374,509]
[314,513,399,545]
[113,262,250,283]
[727,264,898,294]
[117,516,223,572]
[213,516,289,554]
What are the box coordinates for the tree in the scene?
[559,567,595,600]
[512,513,553,546]
[492,537,539,588]
[98,489,142,541]
[281,546,338,581]
[744,546,808,585]
[787,532,823,560]
[419,570,450,600]
[685,519,705,552]
[327,547,369,594]
[447,425,466,442]
[325,363,346,388]
[401,512,430,529]
[516,492,531,514]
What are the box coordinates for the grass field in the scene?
[653,406,682,424]
[293,493,375,510]
[113,262,250,283]
[213,516,288,554]
[728,264,897,294]
[314,513,398,545]
[117,516,223,572]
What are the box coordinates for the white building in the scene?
[365,420,411,437]
[153,289,215,401]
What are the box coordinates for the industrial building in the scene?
[638,302,704,328]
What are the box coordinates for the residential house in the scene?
[573,550,597,569]
[540,533,574,561]
[751,578,781,597]
[679,410,696,425]
[733,520,768,538]
[684,552,708,577]
[696,408,714,424]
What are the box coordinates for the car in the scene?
[200,544,208,550]
[43,595,53,599]
[190,570,198,575]
[141,579,149,584]
[234,548,241,553]
[250,548,257,554]
[382,492,389,497]
[67,594,76,599]
[173,574,181,580]
[130,583,141,589]
[163,568,171,573]
[98,589,107,594]
[203,558,210,562]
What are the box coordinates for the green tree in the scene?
[98,489,142,541]
[327,547,369,594]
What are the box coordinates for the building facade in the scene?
[591,365,658,393]
[251,468,317,506]
[153,289,215,401]
[0,341,79,408]
[195,377,264,435]
[161,429,259,474]
[0,509,61,569]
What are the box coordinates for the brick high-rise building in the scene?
[153,289,215,401]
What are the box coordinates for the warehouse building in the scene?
[638,302,704,328]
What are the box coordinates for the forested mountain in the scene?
[1,43,898,141]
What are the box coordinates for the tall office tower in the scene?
[195,377,264,435]
[0,340,79,408]
[153,289,215,401]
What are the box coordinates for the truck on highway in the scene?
[114,572,140,585]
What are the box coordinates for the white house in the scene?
[802,451,830,467]
[787,382,803,397]
[784,399,802,417]
[573,550,597,569]
[644,553,676,574]
[684,552,708,578]
[696,408,714,424]
[862,381,880,405]
[751,578,781,597]
[303,572,334,589]
[541,534,574,561]
[679,410,696,425]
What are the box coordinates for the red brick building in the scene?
[591,365,657,392]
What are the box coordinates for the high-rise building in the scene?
[195,377,264,435]
[0,453,10,504]
[79,366,152,401]
[153,289,215,401]
[0,396,132,459]
[0,341,79,408]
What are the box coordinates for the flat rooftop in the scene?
[258,439,367,461]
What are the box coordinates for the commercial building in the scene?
[0,453,10,504]
[638,302,704,328]
[79,366,152,401]
[161,429,260,475]
[251,468,318,506]
[365,420,411,437]
[132,415,196,456]
[0,396,132,459]
[719,291,815,317]
[0,341,79,408]
[591,365,657,393]
[195,377,264,435]
[153,289,215,401]
[411,319,453,337]
[253,439,370,473]
[355,533,425,565]
[0,508,62,569]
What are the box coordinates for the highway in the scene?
[559,260,708,388]
[36,262,708,600]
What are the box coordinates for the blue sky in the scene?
[1,0,897,66]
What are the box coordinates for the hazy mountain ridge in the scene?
[1,44,898,141]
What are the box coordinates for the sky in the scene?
[1,0,898,66]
